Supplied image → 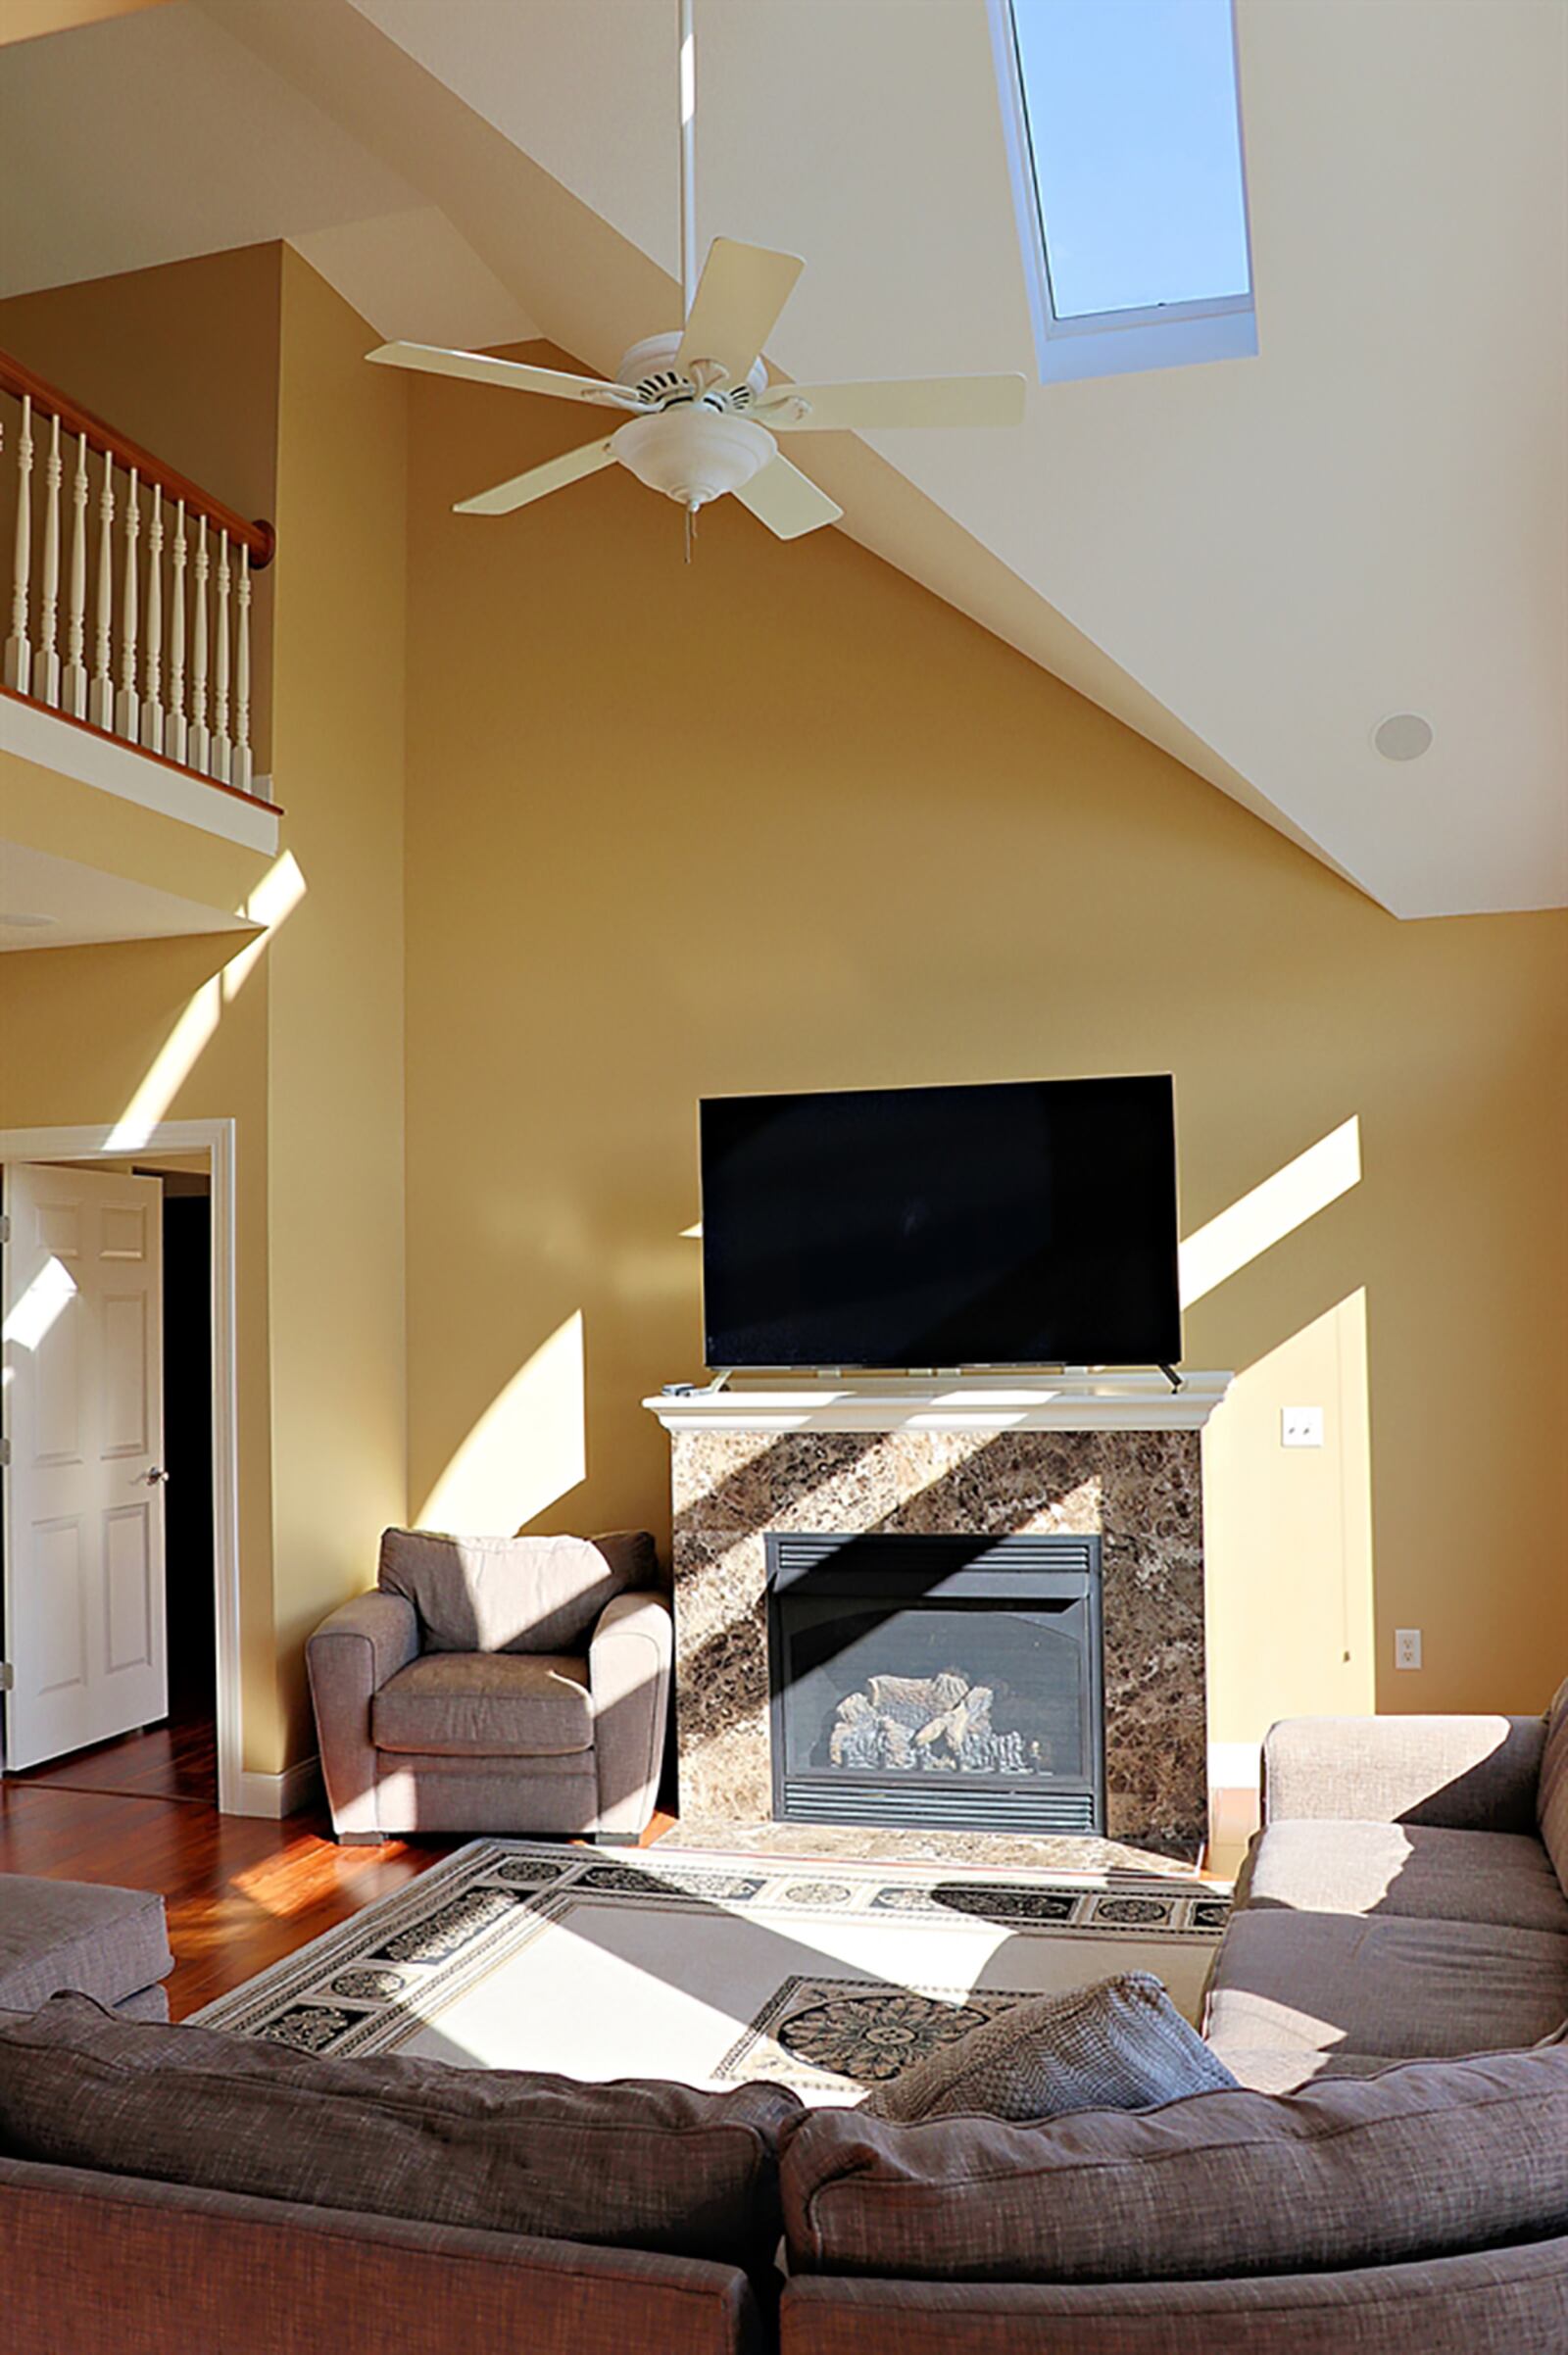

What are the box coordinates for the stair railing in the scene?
[0,348,275,798]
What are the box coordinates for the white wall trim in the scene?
[645,1371,1233,1436]
[0,1119,247,1815]
[235,1754,320,1820]
[1209,1740,1263,1791]
[0,694,280,856]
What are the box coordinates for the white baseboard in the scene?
[1208,1741,1263,1792]
[231,1754,320,1819]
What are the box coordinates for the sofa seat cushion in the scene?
[0,1877,172,2013]
[0,1993,801,2279]
[1203,1906,1568,2069]
[1238,1819,1568,1935]
[778,2045,1568,2286]
[372,1652,592,1757]
[378,1528,656,1655]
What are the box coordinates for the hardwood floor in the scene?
[0,1778,460,2020]
[10,1716,219,1808]
[0,1748,1235,2028]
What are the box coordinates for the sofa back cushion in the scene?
[0,1994,797,2277]
[780,2045,1568,2284]
[1539,1676,1568,1897]
[378,1528,657,1654]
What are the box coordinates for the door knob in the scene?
[143,1466,170,1486]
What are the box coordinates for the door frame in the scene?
[1,1118,243,1814]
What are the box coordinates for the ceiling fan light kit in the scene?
[367,1,1024,545]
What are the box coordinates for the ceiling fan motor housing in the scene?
[611,407,778,513]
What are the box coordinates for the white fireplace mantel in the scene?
[643,1370,1232,1436]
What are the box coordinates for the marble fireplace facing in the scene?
[646,1375,1232,1872]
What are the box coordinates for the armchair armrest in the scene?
[1262,1713,1545,1833]
[307,1590,419,1838]
[589,1590,673,1837]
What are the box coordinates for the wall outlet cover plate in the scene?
[1281,1405,1324,1448]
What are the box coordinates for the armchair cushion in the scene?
[373,1652,593,1758]
[378,1528,658,1656]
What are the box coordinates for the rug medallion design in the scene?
[193,1841,1229,2101]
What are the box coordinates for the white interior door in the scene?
[2,1163,169,1770]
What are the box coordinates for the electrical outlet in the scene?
[1395,1628,1422,1671]
[1281,1405,1324,1448]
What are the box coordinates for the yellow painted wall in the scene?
[4,272,1564,1788]
[403,347,1568,1748]
[0,245,407,1776]
[0,0,176,47]
[265,247,407,1760]
[0,932,279,1757]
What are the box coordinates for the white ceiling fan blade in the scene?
[368,342,641,410]
[733,456,842,541]
[677,239,805,384]
[454,437,618,517]
[755,373,1028,433]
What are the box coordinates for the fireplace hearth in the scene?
[766,1533,1104,1835]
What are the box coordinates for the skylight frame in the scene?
[988,0,1258,385]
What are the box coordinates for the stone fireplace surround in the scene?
[646,1374,1232,1871]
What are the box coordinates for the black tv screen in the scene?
[699,1075,1181,1371]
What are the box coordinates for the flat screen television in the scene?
[699,1075,1181,1371]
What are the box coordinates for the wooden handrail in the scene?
[0,347,274,569]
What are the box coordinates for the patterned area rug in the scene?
[192,1841,1230,2102]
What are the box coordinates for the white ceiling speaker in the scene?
[1372,712,1435,761]
[365,0,1024,543]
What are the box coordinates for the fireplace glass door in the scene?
[766,1533,1104,1835]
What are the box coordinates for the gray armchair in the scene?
[308,1529,672,1842]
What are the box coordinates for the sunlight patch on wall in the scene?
[222,850,308,1001]
[1203,1287,1374,1747]
[1180,1117,1361,1309]
[1,1254,76,1349]
[417,1310,587,1536]
[102,852,307,1152]
[105,978,221,1153]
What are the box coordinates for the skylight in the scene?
[991,0,1257,383]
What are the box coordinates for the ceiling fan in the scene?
[366,0,1025,544]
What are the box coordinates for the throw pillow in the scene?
[863,1971,1237,2124]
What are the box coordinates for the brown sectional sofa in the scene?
[1,1694,1565,2353]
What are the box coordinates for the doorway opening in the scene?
[0,1119,241,1812]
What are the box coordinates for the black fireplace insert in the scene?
[765,1532,1105,1835]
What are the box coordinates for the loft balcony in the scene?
[0,347,280,949]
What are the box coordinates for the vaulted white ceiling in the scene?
[3,0,1563,917]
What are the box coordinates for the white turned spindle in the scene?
[89,448,115,731]
[4,392,33,692]
[167,498,187,765]
[140,485,164,755]
[211,528,231,784]
[31,412,62,707]
[115,464,140,740]
[62,431,89,718]
[189,514,210,772]
[233,543,252,793]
